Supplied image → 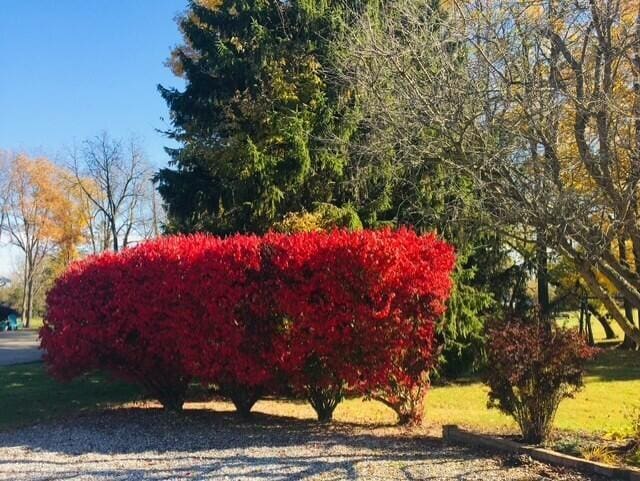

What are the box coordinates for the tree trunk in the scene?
[21,263,34,328]
[558,241,640,344]
[21,268,28,327]
[536,229,550,318]
[587,304,616,340]
[618,239,637,349]
[620,301,638,349]
[585,310,594,346]
[27,278,33,327]
[577,262,640,344]
[111,220,119,252]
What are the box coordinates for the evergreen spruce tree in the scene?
[157,0,370,234]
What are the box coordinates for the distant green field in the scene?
[556,310,626,342]
[27,317,44,330]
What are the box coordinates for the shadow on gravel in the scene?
[0,407,442,455]
[0,409,595,481]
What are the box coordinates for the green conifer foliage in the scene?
[157,0,366,234]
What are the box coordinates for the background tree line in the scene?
[336,0,640,346]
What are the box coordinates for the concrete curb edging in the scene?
[442,425,640,481]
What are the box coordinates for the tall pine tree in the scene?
[157,0,368,234]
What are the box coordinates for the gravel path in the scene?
[0,409,603,480]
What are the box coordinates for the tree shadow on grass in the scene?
[583,349,640,382]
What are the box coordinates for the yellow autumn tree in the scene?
[0,153,89,325]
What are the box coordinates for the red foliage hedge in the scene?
[41,229,455,421]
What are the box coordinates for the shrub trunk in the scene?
[148,376,190,412]
[220,382,262,419]
[375,386,427,427]
[307,385,343,423]
[514,392,562,444]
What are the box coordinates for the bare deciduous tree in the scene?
[69,132,155,253]
[339,0,640,343]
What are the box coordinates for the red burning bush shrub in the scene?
[42,229,455,422]
[179,234,279,416]
[266,229,455,422]
[370,230,455,425]
[41,234,274,413]
[41,237,197,411]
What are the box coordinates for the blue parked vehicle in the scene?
[0,306,23,331]
[7,314,22,331]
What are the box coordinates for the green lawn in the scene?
[1,348,638,437]
[427,349,640,436]
[252,348,640,437]
[556,310,626,344]
[0,363,141,429]
[26,317,44,329]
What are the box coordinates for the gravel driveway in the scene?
[0,409,603,481]
[0,330,41,366]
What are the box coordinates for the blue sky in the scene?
[0,1,189,275]
[0,0,187,164]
